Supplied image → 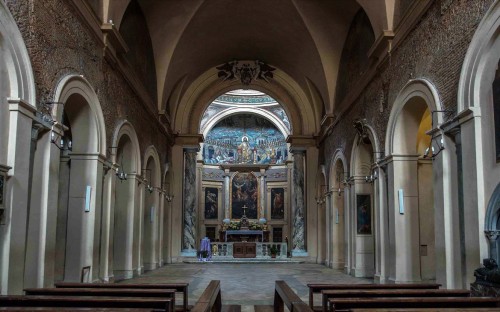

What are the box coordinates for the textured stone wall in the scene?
[5,0,169,169]
[323,0,494,173]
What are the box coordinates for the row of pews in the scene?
[300,282,500,312]
[0,281,222,312]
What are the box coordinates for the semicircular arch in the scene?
[112,120,142,174]
[53,74,107,156]
[385,78,443,155]
[171,66,321,136]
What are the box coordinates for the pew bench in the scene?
[24,288,176,312]
[350,308,500,312]
[327,297,500,312]
[0,295,172,311]
[54,282,189,311]
[307,283,440,311]
[0,308,156,311]
[321,289,470,312]
[274,280,313,312]
[190,280,221,312]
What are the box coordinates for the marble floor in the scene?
[119,263,372,308]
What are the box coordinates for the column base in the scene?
[292,249,308,257]
[181,250,197,257]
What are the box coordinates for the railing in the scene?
[210,242,287,259]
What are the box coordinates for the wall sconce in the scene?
[331,187,344,197]
[50,123,72,151]
[423,136,444,159]
[315,196,325,205]
[142,169,154,193]
[365,169,378,183]
[165,194,174,202]
[422,110,452,159]
[108,147,128,181]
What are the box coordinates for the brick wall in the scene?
[6,0,169,168]
[323,0,494,173]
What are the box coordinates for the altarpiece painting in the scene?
[231,172,258,219]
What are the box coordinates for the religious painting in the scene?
[0,175,3,207]
[203,115,287,165]
[204,187,218,219]
[231,172,258,219]
[356,194,371,235]
[270,188,285,219]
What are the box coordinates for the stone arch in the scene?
[458,0,500,113]
[0,1,35,104]
[457,1,500,282]
[111,120,142,280]
[0,0,36,166]
[329,149,348,270]
[348,125,379,278]
[201,108,290,138]
[142,145,161,271]
[171,66,320,136]
[386,78,443,154]
[52,75,107,283]
[385,78,442,284]
[53,74,107,155]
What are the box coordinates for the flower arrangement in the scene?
[226,220,264,230]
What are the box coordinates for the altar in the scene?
[222,230,269,242]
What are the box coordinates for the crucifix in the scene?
[242,204,248,217]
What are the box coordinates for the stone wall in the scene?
[5,0,169,168]
[324,0,494,171]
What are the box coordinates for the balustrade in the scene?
[210,242,287,259]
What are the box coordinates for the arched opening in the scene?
[113,133,138,280]
[330,158,346,270]
[55,93,101,282]
[142,155,160,271]
[350,136,375,277]
[390,98,436,283]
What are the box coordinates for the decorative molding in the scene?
[216,60,276,86]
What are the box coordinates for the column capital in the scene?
[286,135,317,152]
[175,133,204,150]
[485,230,500,241]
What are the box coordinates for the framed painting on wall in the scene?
[204,187,219,219]
[231,172,258,219]
[356,194,371,235]
[270,188,285,219]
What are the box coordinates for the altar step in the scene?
[222,305,242,312]
[183,257,304,264]
[254,305,273,312]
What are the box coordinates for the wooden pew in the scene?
[351,309,500,312]
[24,288,175,312]
[307,283,440,310]
[0,308,155,311]
[190,280,221,312]
[0,295,172,311]
[274,280,313,312]
[327,297,500,312]
[54,282,189,311]
[321,289,470,312]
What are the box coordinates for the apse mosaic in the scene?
[203,114,288,165]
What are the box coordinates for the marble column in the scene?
[182,148,198,253]
[485,230,500,262]
[259,169,266,218]
[224,169,230,219]
[291,149,306,255]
